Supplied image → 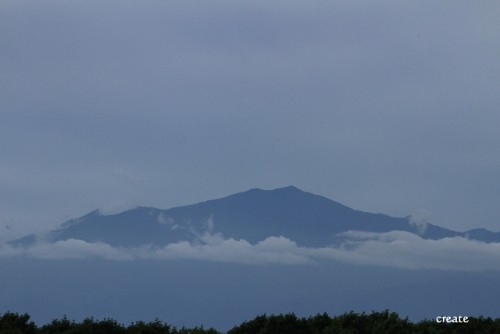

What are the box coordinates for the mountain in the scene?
[11,186,500,247]
[463,228,500,243]
[4,186,500,330]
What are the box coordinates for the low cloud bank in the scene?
[1,231,499,271]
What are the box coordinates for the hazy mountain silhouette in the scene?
[11,186,500,247]
[4,186,500,330]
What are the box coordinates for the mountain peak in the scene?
[11,186,498,248]
[272,185,302,191]
[243,185,303,194]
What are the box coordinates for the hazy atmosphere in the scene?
[1,0,499,242]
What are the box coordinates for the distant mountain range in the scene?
[11,186,500,247]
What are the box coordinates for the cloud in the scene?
[2,231,500,271]
[408,210,431,235]
[314,231,500,271]
[132,234,313,265]
[0,239,133,261]
[30,239,134,260]
[0,243,23,258]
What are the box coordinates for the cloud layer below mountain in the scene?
[2,231,499,271]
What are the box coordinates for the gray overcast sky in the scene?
[1,0,499,241]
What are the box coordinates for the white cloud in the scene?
[133,234,313,265]
[317,231,500,271]
[0,239,133,261]
[2,231,500,271]
[408,210,431,235]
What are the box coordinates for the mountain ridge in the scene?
[10,186,500,247]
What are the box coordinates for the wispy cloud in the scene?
[314,231,500,271]
[135,234,313,265]
[1,239,133,260]
[2,231,499,271]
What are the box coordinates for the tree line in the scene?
[2,310,500,334]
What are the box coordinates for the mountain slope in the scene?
[11,186,499,247]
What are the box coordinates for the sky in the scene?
[1,0,499,241]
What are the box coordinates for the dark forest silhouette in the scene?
[2,310,499,334]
